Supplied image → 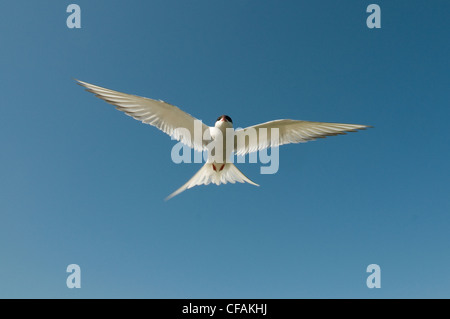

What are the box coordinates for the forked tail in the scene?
[165,163,259,200]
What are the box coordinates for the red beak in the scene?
[221,115,226,122]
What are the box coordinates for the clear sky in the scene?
[1,0,449,298]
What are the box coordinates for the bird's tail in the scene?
[165,163,259,201]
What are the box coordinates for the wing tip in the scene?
[74,78,84,84]
[354,124,373,130]
[74,79,91,90]
[164,188,183,201]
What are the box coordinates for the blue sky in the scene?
[0,0,449,298]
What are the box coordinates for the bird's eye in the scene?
[226,116,232,123]
[217,117,222,121]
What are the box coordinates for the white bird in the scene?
[76,80,371,200]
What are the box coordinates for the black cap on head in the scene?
[216,115,233,123]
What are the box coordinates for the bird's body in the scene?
[210,116,234,165]
[76,79,371,200]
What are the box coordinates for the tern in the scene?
[76,80,370,200]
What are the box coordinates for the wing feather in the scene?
[234,119,371,155]
[76,80,209,151]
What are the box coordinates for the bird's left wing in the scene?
[76,80,209,151]
[234,119,371,155]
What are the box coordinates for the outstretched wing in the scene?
[76,79,209,151]
[234,119,371,155]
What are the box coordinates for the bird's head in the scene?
[215,115,233,128]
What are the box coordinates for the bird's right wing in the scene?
[77,80,209,152]
[234,119,371,155]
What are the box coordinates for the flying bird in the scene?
[76,80,370,200]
